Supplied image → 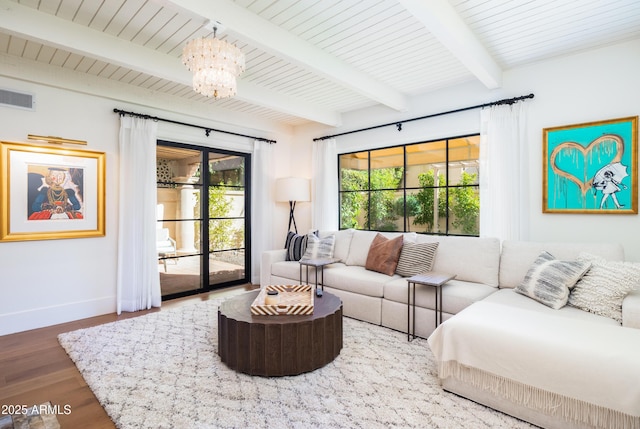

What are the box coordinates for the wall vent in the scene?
[0,88,35,111]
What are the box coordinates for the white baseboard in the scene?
[0,296,116,336]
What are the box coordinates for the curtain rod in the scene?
[113,108,277,144]
[313,93,534,141]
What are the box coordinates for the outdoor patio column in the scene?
[175,178,197,253]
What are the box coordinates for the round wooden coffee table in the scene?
[218,289,343,376]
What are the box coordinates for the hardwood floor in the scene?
[0,284,257,428]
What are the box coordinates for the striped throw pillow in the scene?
[285,231,309,261]
[395,242,439,277]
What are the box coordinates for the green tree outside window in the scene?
[449,171,479,235]
[413,170,447,232]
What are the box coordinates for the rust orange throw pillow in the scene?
[365,233,404,276]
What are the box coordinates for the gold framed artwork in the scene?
[543,116,638,214]
[0,141,106,242]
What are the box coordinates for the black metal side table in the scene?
[299,258,340,296]
[406,272,456,341]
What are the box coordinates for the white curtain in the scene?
[479,102,529,241]
[312,138,339,231]
[116,116,161,314]
[251,140,274,285]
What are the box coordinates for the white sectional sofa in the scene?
[262,229,504,336]
[261,229,640,335]
[261,229,640,429]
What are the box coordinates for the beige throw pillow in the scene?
[569,252,640,323]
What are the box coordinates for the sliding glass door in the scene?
[156,141,250,299]
[207,151,247,286]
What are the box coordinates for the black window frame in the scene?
[338,133,480,236]
[156,140,252,301]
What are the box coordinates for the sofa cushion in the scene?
[623,289,640,329]
[428,297,640,425]
[271,260,345,284]
[384,277,495,314]
[515,251,591,310]
[302,232,335,259]
[271,260,303,282]
[345,230,378,266]
[483,289,619,326]
[568,252,640,323]
[320,229,354,263]
[284,231,309,261]
[499,241,625,288]
[416,235,500,287]
[395,242,439,277]
[323,265,399,298]
[365,234,404,276]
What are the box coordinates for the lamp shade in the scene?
[275,177,310,202]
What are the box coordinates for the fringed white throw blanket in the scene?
[428,300,640,429]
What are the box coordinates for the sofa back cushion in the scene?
[416,235,501,287]
[500,240,625,288]
[319,229,354,263]
[345,231,413,266]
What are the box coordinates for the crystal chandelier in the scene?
[181,27,245,99]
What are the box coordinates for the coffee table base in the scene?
[218,290,343,376]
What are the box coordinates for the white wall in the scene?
[512,39,640,261]
[294,38,640,260]
[0,80,120,335]
[0,76,294,335]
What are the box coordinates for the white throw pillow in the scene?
[569,252,640,323]
[515,251,591,310]
[302,233,335,260]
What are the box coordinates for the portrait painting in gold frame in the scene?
[0,141,105,242]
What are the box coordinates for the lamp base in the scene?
[288,200,298,233]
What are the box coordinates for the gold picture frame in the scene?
[543,116,638,214]
[0,141,106,242]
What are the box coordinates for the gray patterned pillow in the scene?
[301,233,335,260]
[515,251,591,309]
[395,242,439,277]
[568,252,640,323]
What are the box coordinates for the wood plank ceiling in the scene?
[0,0,638,127]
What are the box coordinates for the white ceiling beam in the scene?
[397,0,502,89]
[0,0,340,126]
[0,52,289,137]
[167,0,409,112]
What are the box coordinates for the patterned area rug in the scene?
[58,296,535,429]
[0,403,60,429]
